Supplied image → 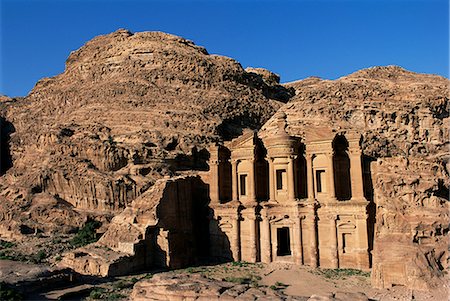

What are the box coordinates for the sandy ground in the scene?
[261,263,370,297]
[258,263,449,301]
[0,260,448,300]
[0,259,51,284]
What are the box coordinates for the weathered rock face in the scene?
[370,157,448,290]
[260,66,449,290]
[0,29,287,237]
[131,273,301,301]
[60,175,212,276]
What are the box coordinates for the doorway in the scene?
[277,227,291,256]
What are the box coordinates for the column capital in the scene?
[327,214,337,221]
[348,148,362,156]
[305,152,314,160]
[354,213,368,220]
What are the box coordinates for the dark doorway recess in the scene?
[333,135,352,200]
[277,227,291,256]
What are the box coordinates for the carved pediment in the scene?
[229,130,256,149]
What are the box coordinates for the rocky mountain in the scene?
[0,29,289,237]
[261,66,449,289]
[0,29,448,293]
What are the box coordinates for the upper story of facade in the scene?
[209,111,369,207]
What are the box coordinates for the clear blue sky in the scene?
[1,0,448,97]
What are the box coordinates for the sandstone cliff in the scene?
[0,29,448,293]
[260,66,449,289]
[0,29,287,237]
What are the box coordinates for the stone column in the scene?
[304,214,318,267]
[248,215,257,263]
[210,159,220,205]
[329,215,339,268]
[355,213,369,269]
[349,149,365,201]
[260,209,272,263]
[248,159,257,203]
[231,216,241,261]
[298,216,305,265]
[268,157,275,201]
[306,154,314,201]
[231,160,238,201]
[293,216,302,264]
[288,156,296,201]
[327,152,336,200]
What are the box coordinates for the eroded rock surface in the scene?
[131,272,304,301]
[60,175,211,276]
[0,29,447,294]
[260,66,449,290]
[0,29,286,237]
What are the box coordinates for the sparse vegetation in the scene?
[107,292,127,300]
[311,268,371,279]
[33,250,47,263]
[231,261,252,268]
[87,282,130,301]
[223,276,252,284]
[89,288,105,299]
[112,279,134,290]
[0,240,15,249]
[269,281,289,290]
[0,252,14,260]
[223,273,261,286]
[70,220,102,248]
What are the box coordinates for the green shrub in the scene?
[29,250,47,263]
[70,220,102,248]
[37,250,47,261]
[106,292,126,300]
[89,288,105,299]
[275,281,288,287]
[313,268,370,279]
[269,281,289,290]
[231,261,251,268]
[0,252,13,260]
[113,280,134,290]
[0,240,15,249]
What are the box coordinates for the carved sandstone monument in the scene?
[0,30,447,297]
[209,114,370,270]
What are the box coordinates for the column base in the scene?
[349,197,369,205]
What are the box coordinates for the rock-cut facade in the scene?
[209,112,371,270]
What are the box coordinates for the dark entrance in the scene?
[277,227,291,256]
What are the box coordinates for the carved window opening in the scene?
[277,227,291,256]
[333,135,352,201]
[316,170,325,193]
[342,233,351,253]
[276,169,286,190]
[240,174,247,196]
